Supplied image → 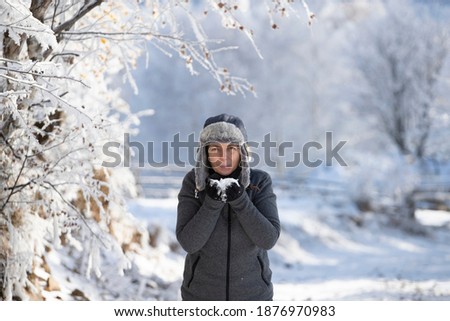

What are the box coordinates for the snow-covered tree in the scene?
[345,0,450,218]
[0,0,313,300]
[352,0,449,162]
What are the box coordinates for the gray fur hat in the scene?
[195,114,250,191]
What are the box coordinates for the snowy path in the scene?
[127,197,450,301]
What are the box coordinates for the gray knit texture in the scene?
[177,168,280,301]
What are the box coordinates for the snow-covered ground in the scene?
[271,200,450,300]
[44,193,450,301]
[124,195,450,301]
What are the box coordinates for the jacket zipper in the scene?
[226,205,231,301]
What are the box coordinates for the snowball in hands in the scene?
[209,178,240,202]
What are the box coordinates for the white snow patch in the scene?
[209,178,240,202]
[415,209,450,227]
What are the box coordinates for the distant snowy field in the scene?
[44,194,450,301]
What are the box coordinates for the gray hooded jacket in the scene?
[176,168,280,301]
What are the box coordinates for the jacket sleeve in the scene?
[229,171,280,250]
[176,170,225,253]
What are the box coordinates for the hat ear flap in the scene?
[239,144,250,189]
[195,145,209,191]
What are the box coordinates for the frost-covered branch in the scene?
[0,66,90,87]
[1,153,28,212]
[42,180,108,248]
[53,0,104,38]
[0,133,20,160]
